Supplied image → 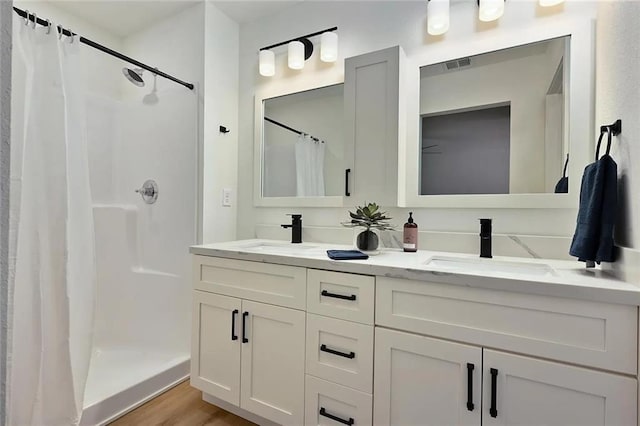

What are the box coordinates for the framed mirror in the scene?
[400,21,594,208]
[254,78,345,207]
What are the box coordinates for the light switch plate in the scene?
[222,188,232,207]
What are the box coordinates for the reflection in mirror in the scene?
[419,36,569,195]
[262,84,344,198]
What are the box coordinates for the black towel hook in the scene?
[595,119,621,160]
[600,119,622,136]
[595,126,614,160]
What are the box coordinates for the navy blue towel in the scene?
[327,250,369,260]
[569,152,617,264]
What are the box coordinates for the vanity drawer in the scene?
[193,256,306,309]
[306,313,374,393]
[307,269,375,324]
[376,277,638,374]
[305,375,372,426]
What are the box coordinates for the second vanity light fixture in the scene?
[427,0,566,35]
[259,27,338,77]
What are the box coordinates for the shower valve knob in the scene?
[135,180,158,204]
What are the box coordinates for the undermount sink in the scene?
[235,241,318,254]
[425,256,556,277]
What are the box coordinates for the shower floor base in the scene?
[81,348,189,426]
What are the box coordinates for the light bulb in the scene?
[427,0,450,36]
[479,0,505,22]
[259,50,275,77]
[320,32,338,62]
[288,40,305,70]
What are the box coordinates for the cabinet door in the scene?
[240,300,306,425]
[483,349,637,426]
[191,291,241,406]
[374,328,482,426]
[344,46,404,206]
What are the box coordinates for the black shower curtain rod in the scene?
[13,7,195,91]
[264,117,323,143]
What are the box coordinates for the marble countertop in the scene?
[190,239,640,306]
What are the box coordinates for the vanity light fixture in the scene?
[478,0,505,22]
[288,40,306,70]
[427,0,450,36]
[539,0,564,6]
[258,27,338,76]
[259,50,275,77]
[320,31,338,62]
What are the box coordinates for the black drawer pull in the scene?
[319,407,354,425]
[321,290,356,301]
[242,311,249,343]
[320,344,355,359]
[490,368,498,418]
[345,169,351,197]
[466,363,474,411]
[231,309,239,341]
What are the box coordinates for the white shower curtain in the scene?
[8,18,96,426]
[295,134,325,197]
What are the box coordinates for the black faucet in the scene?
[479,218,492,258]
[281,214,302,244]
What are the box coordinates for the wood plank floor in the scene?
[110,381,256,426]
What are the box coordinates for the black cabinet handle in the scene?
[345,169,351,197]
[321,344,355,359]
[466,363,474,411]
[319,407,354,425]
[490,368,498,418]
[242,311,249,343]
[321,290,356,301]
[231,309,239,341]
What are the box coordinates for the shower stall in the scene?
[9,3,201,425]
[80,87,197,425]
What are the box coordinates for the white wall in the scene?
[202,2,239,243]
[0,2,12,422]
[596,0,640,284]
[236,0,597,251]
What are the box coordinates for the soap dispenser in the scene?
[403,212,418,252]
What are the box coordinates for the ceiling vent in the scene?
[444,57,472,71]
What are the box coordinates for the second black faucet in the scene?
[480,218,492,258]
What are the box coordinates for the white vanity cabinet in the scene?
[344,45,405,206]
[374,327,636,426]
[191,256,306,425]
[374,277,638,426]
[190,248,638,426]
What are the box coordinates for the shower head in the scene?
[122,67,145,87]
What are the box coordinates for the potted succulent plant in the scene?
[341,202,394,254]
